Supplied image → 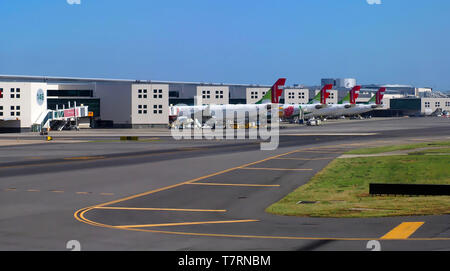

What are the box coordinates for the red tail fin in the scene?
[376,87,386,105]
[320,84,333,104]
[270,78,286,103]
[350,85,361,104]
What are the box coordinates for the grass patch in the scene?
[266,154,450,218]
[345,141,450,155]
[409,147,450,155]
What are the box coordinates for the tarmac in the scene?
[0,117,449,250]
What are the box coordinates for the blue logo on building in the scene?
[37,89,45,105]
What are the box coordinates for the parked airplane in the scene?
[169,78,286,128]
[279,84,333,120]
[309,86,361,119]
[343,87,386,117]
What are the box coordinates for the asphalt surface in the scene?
[0,117,449,251]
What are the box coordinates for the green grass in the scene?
[409,147,450,155]
[266,153,450,218]
[345,141,450,155]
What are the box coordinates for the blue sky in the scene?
[1,0,449,90]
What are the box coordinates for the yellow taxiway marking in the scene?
[381,222,425,240]
[189,182,280,188]
[49,190,64,193]
[274,157,334,161]
[94,206,227,212]
[99,193,115,196]
[76,192,91,195]
[26,189,40,192]
[239,167,313,171]
[64,156,105,160]
[116,219,259,229]
[295,150,344,154]
[74,146,449,241]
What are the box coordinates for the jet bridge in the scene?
[32,105,90,132]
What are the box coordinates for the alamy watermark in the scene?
[170,97,280,151]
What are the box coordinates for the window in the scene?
[138,94,142,98]
[169,91,179,98]
[435,102,440,108]
[425,102,430,108]
[446,101,450,107]
[220,95,223,99]
[158,94,162,98]
[159,89,162,93]
[138,89,142,93]
[0,88,3,98]
[154,94,157,98]
[143,89,147,93]
[153,89,157,93]
[143,94,147,98]
[16,106,20,110]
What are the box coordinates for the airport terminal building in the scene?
[0,75,449,132]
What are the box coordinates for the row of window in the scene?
[250,91,266,100]
[0,88,21,99]
[287,92,306,99]
[202,95,224,99]
[137,89,164,99]
[424,101,450,108]
[202,90,224,95]
[137,104,164,114]
[0,105,20,116]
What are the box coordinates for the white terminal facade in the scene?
[0,75,449,132]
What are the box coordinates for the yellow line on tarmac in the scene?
[94,206,227,212]
[240,167,313,171]
[116,219,259,228]
[274,157,334,161]
[380,222,425,240]
[295,150,344,154]
[83,148,305,209]
[64,156,105,160]
[189,183,280,187]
